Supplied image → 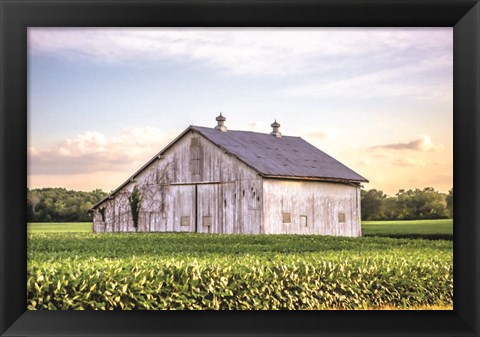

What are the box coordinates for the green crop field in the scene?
[27,219,453,310]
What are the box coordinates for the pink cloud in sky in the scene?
[28,127,182,176]
[369,134,444,152]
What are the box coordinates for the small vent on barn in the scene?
[181,216,190,226]
[214,113,227,132]
[270,119,282,138]
[338,213,346,223]
[203,216,212,227]
[300,215,308,227]
[282,213,291,223]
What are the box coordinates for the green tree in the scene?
[395,187,448,220]
[361,189,387,220]
[382,197,398,220]
[27,188,107,222]
[446,188,453,218]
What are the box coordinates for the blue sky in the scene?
[28,28,453,195]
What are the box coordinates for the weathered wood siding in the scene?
[93,191,136,233]
[262,179,361,237]
[93,130,263,234]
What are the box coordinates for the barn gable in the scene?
[92,127,263,233]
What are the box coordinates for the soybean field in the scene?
[27,220,453,310]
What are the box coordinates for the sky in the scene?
[27,28,453,196]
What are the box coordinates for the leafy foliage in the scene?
[128,187,142,229]
[361,189,387,220]
[361,187,451,221]
[446,188,453,219]
[27,188,107,222]
[27,233,453,310]
[99,207,106,222]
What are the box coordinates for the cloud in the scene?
[369,135,444,152]
[357,159,372,166]
[28,28,452,77]
[391,157,426,167]
[302,127,344,144]
[28,127,181,175]
[424,174,453,185]
[283,56,452,100]
[305,131,327,141]
[371,153,392,158]
[247,121,271,133]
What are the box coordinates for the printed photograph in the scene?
[27,28,453,310]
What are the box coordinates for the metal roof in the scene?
[191,126,368,183]
[91,125,367,209]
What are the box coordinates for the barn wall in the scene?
[93,130,263,233]
[262,179,361,237]
[93,189,138,233]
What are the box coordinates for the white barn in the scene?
[90,114,368,236]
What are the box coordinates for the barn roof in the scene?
[91,124,367,210]
[190,126,368,183]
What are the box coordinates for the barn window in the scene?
[191,137,201,176]
[191,159,200,175]
[181,216,190,226]
[282,213,291,223]
[300,215,307,227]
[224,199,227,207]
[203,216,212,227]
[338,213,346,223]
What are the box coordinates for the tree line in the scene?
[361,187,453,221]
[27,186,453,222]
[27,188,107,222]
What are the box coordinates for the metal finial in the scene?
[215,113,227,132]
[270,119,281,137]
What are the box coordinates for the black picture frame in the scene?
[1,0,479,336]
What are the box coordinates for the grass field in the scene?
[28,222,92,233]
[362,219,453,240]
[27,219,453,310]
[28,219,454,238]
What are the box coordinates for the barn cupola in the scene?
[270,119,281,138]
[215,113,227,132]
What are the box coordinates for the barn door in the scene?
[221,182,236,234]
[172,185,195,232]
[196,184,219,233]
[157,185,195,232]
